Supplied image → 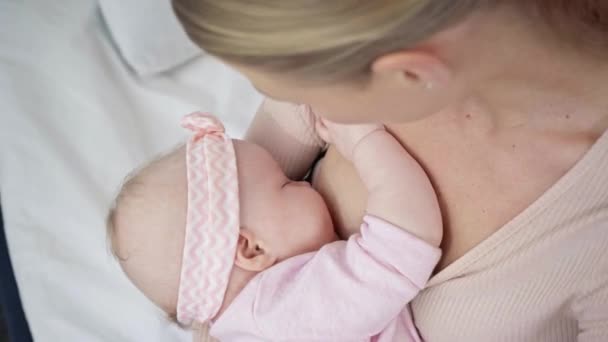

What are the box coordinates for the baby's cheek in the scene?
[304,193,338,247]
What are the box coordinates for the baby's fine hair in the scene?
[106,161,153,262]
[106,145,194,326]
[106,145,185,261]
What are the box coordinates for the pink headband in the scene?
[176,112,240,326]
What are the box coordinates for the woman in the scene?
[173,1,608,341]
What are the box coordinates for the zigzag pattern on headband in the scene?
[177,113,240,326]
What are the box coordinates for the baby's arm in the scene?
[225,123,442,340]
[245,98,326,180]
[321,121,442,247]
[354,129,442,246]
[248,216,440,340]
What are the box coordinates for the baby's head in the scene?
[108,113,335,326]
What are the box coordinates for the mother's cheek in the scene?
[312,146,368,239]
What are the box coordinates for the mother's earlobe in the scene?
[371,50,451,90]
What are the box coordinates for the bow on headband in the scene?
[181,113,226,140]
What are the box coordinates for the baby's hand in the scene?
[315,118,385,161]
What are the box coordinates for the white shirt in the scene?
[0,1,261,341]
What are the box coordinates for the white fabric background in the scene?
[0,1,262,340]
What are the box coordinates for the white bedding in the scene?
[0,1,261,341]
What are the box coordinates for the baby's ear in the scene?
[234,230,276,272]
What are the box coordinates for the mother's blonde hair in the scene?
[172,0,608,81]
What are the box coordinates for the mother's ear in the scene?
[234,229,277,272]
[371,50,451,90]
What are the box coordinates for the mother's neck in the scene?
[445,8,608,136]
[470,57,608,137]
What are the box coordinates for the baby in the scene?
[108,112,442,341]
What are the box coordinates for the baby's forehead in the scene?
[113,148,188,241]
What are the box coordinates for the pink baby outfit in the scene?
[210,215,441,341]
